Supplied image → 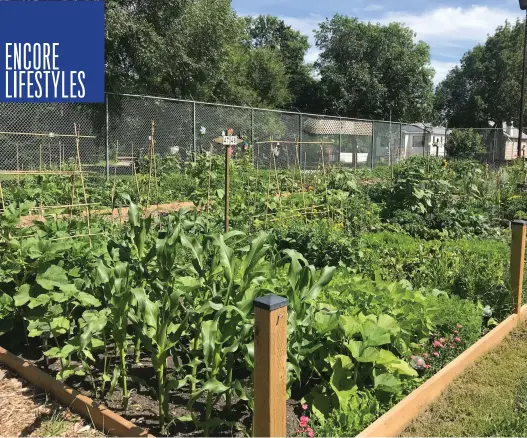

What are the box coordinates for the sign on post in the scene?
[213,136,244,146]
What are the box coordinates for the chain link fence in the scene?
[0,92,465,178]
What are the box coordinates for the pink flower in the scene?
[299,416,309,427]
[410,355,416,359]
[306,427,314,437]
[454,330,459,334]
[455,337,461,343]
[458,324,463,329]
[433,352,439,357]
[450,344,455,349]
[433,341,443,348]
[423,353,429,358]
[302,404,308,411]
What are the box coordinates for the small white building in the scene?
[403,124,448,158]
[501,122,527,160]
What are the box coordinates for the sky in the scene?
[232,0,524,85]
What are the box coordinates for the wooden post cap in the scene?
[512,220,527,226]
[254,295,288,311]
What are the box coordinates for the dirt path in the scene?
[18,201,195,228]
[0,365,103,437]
[402,322,527,437]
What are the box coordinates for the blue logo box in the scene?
[0,0,105,103]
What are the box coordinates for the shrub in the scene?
[446,129,486,159]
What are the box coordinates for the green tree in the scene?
[105,1,292,108]
[244,15,313,109]
[315,15,435,121]
[435,19,524,128]
[445,129,486,159]
[106,0,240,99]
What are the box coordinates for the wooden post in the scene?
[224,143,231,232]
[511,220,527,315]
[253,295,288,438]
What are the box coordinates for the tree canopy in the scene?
[105,2,436,121]
[434,20,525,128]
[314,15,435,121]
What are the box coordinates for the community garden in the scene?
[0,148,526,436]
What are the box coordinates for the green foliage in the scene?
[435,19,525,127]
[315,15,434,121]
[446,129,486,159]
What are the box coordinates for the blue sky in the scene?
[232,0,524,84]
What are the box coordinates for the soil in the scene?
[0,365,103,437]
[2,345,302,438]
[17,202,195,228]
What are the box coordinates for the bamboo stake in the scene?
[146,121,155,208]
[254,140,334,145]
[320,144,331,218]
[272,146,283,211]
[0,171,87,175]
[206,143,213,212]
[73,124,92,248]
[265,143,273,228]
[16,144,20,184]
[0,181,5,212]
[131,143,141,200]
[0,130,95,139]
[296,141,307,223]
[111,141,120,224]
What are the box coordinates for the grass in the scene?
[403,323,527,437]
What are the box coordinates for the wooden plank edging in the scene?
[357,304,527,438]
[0,346,154,437]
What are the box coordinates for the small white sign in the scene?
[222,136,237,145]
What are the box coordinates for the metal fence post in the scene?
[299,113,303,167]
[370,122,375,171]
[192,101,197,162]
[105,94,109,181]
[339,117,342,164]
[399,123,403,162]
[251,108,255,146]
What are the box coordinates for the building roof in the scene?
[402,123,448,135]
[504,127,527,140]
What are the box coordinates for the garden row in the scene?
[0,155,525,435]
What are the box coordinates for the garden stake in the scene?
[272,146,283,211]
[253,295,288,438]
[295,141,307,223]
[225,140,231,232]
[146,121,155,208]
[265,146,272,229]
[511,220,527,315]
[206,142,213,212]
[0,181,5,212]
[74,124,92,248]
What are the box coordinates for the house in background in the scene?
[499,122,527,160]
[402,124,448,158]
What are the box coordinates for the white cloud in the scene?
[362,4,384,12]
[431,60,458,85]
[246,5,524,84]
[381,5,521,43]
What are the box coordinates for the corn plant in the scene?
[97,259,134,409]
[129,211,198,433]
